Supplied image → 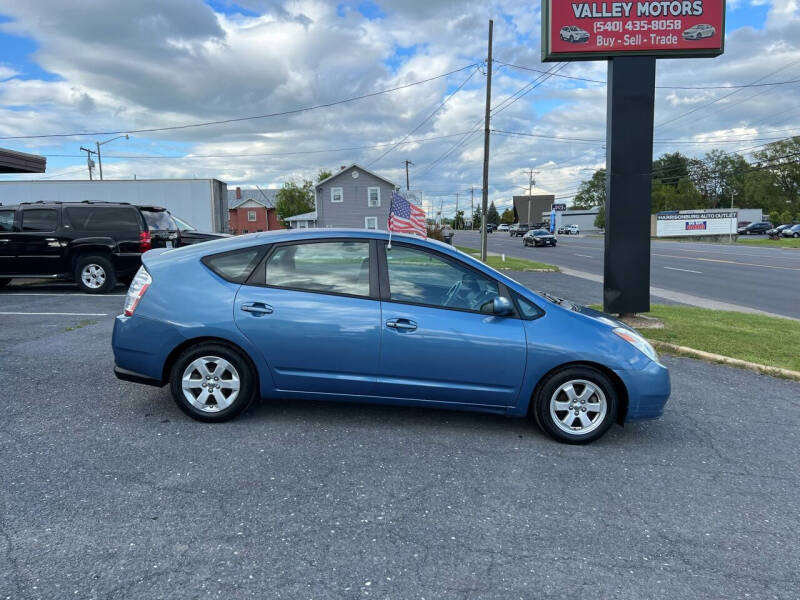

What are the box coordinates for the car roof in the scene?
[0,201,161,210]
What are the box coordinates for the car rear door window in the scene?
[0,210,14,232]
[203,248,262,283]
[65,207,141,231]
[265,241,370,297]
[385,245,498,312]
[21,209,57,232]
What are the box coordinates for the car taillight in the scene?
[123,267,152,317]
[139,231,152,253]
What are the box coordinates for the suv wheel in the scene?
[170,342,256,422]
[533,367,618,444]
[74,255,117,294]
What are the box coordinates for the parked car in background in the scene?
[511,224,530,237]
[766,224,792,237]
[560,25,590,43]
[682,24,716,40]
[172,215,231,246]
[112,229,670,444]
[781,224,800,238]
[497,224,510,232]
[559,224,580,235]
[523,229,557,247]
[0,201,179,293]
[737,221,771,235]
[486,223,495,233]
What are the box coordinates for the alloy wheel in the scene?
[549,379,607,435]
[181,356,241,413]
[81,264,107,290]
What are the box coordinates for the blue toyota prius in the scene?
[112,229,670,444]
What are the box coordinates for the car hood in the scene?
[535,291,634,331]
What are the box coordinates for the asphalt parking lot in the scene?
[3,282,800,599]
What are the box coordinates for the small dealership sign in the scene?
[552,203,567,211]
[542,0,725,61]
[656,210,736,237]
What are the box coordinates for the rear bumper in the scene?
[112,313,184,384]
[114,365,163,387]
[616,360,671,421]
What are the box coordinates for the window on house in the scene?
[367,187,380,207]
[330,187,343,203]
[248,210,257,222]
[298,221,307,229]
[364,216,378,230]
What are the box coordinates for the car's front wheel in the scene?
[533,367,618,444]
[74,255,117,294]
[170,342,256,422]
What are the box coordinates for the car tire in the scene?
[170,342,256,422]
[533,366,618,444]
[74,255,117,294]
[794,232,799,238]
[0,277,10,287]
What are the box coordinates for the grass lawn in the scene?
[737,237,800,249]
[455,245,559,272]
[636,305,800,372]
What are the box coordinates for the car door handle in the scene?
[386,318,417,331]
[241,302,273,315]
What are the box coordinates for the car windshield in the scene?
[141,209,177,231]
[533,229,549,235]
[171,215,196,231]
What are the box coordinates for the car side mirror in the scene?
[492,296,514,316]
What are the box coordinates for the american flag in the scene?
[388,190,427,237]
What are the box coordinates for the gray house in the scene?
[286,164,399,229]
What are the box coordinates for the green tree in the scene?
[651,177,702,213]
[275,180,315,224]
[780,210,793,225]
[594,203,605,229]
[573,169,606,208]
[753,137,800,212]
[487,201,500,225]
[453,210,465,230]
[500,208,514,224]
[472,211,481,230]
[769,210,781,226]
[653,152,690,188]
[317,169,333,182]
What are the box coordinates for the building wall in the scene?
[316,166,397,229]
[512,195,555,225]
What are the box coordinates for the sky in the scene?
[0,0,798,218]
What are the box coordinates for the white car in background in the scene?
[497,224,510,232]
[562,224,580,235]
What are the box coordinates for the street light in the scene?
[95,134,129,180]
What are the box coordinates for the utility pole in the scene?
[455,192,459,230]
[80,146,96,180]
[526,168,539,226]
[94,134,129,181]
[404,160,414,191]
[470,186,474,230]
[480,19,493,262]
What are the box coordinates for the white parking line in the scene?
[0,312,109,316]
[574,254,594,258]
[663,266,702,274]
[0,293,125,297]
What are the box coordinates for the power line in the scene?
[367,65,481,167]
[0,63,479,141]
[494,60,800,90]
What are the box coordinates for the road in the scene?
[2,286,799,599]
[454,231,800,319]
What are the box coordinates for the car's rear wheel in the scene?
[170,342,256,422]
[533,367,618,444]
[74,255,117,294]
[794,232,799,238]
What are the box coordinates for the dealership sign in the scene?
[552,203,567,211]
[542,0,725,61]
[656,210,736,237]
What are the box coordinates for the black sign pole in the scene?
[603,56,656,316]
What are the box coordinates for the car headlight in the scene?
[613,327,659,363]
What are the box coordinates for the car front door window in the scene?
[385,244,499,312]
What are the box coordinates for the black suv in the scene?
[511,223,530,237]
[0,201,180,293]
[737,221,771,235]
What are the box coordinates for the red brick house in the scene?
[227,187,283,234]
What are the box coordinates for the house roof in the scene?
[284,210,317,222]
[316,164,398,188]
[228,187,279,209]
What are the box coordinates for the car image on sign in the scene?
[682,24,716,40]
[560,25,590,43]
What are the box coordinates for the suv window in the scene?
[0,210,14,232]
[140,209,177,231]
[386,245,499,312]
[266,241,370,297]
[65,206,141,231]
[21,208,57,232]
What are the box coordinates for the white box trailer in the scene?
[0,179,228,232]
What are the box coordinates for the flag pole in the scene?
[388,190,393,250]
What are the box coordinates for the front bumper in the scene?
[615,360,671,421]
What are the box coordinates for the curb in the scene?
[648,340,800,382]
